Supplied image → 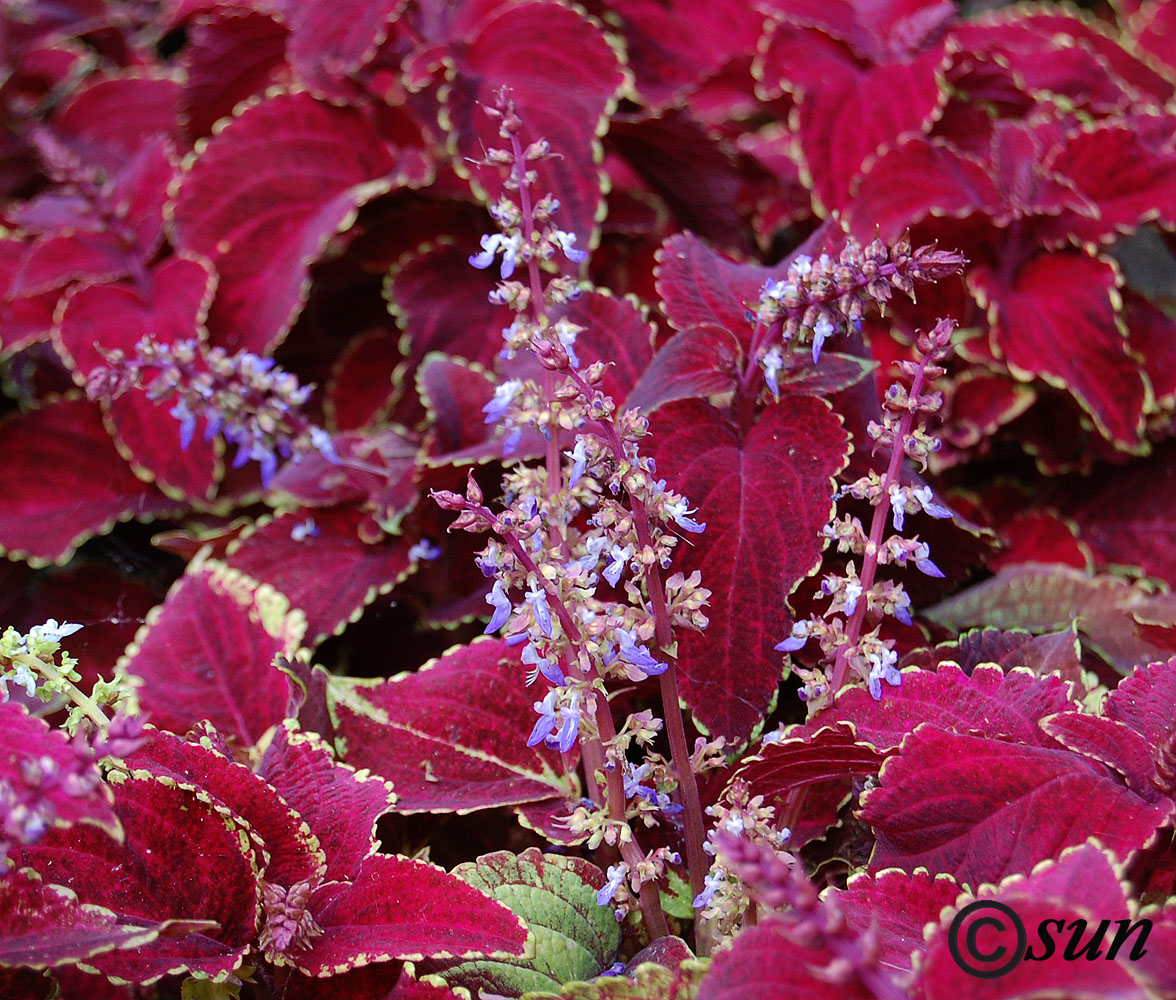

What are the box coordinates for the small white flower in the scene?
[29,619,82,644]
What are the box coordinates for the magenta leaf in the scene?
[650,397,849,742]
[756,23,950,215]
[901,625,1084,685]
[697,919,871,1000]
[53,255,221,501]
[438,1,625,249]
[332,638,578,813]
[970,251,1146,449]
[1041,713,1159,802]
[227,507,415,645]
[279,0,405,97]
[838,868,962,977]
[626,325,742,415]
[257,722,396,883]
[170,91,396,353]
[122,557,303,746]
[0,702,119,853]
[655,233,790,346]
[861,727,1173,886]
[807,664,1075,751]
[16,773,259,984]
[734,723,886,809]
[291,854,530,976]
[180,7,291,140]
[123,727,326,889]
[0,396,176,566]
[0,866,166,970]
[918,843,1159,997]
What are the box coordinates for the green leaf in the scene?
[416,848,621,997]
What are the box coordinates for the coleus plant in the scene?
[1,0,1176,998]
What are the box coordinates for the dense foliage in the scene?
[2,0,1176,997]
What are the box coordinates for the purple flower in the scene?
[665,497,706,534]
[761,348,784,401]
[616,629,667,677]
[842,578,862,617]
[693,870,724,910]
[485,581,513,634]
[811,314,835,364]
[170,400,196,450]
[603,545,630,587]
[597,863,628,907]
[408,539,442,562]
[916,556,944,578]
[469,233,522,279]
[527,690,580,752]
[483,380,522,424]
[566,439,589,488]
[525,583,554,638]
[551,230,588,264]
[522,643,565,687]
[774,621,809,653]
[309,426,339,465]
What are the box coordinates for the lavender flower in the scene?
[485,581,513,634]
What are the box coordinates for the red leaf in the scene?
[626,325,742,415]
[1041,713,1158,801]
[54,255,221,501]
[439,1,625,250]
[0,867,164,970]
[560,290,655,402]
[16,773,259,984]
[52,72,181,174]
[697,920,872,1000]
[0,396,176,566]
[170,92,396,353]
[1104,656,1176,749]
[650,397,849,742]
[293,854,529,976]
[258,722,396,883]
[588,0,766,110]
[227,507,414,645]
[838,868,962,978]
[0,702,119,852]
[327,329,403,432]
[917,844,1158,998]
[332,638,578,812]
[846,136,1000,241]
[122,558,303,745]
[1040,119,1176,246]
[861,727,1172,886]
[124,728,326,889]
[970,252,1146,449]
[757,24,949,215]
[924,563,1176,674]
[901,625,1084,685]
[181,8,291,140]
[734,723,886,806]
[655,233,790,346]
[279,0,406,97]
[270,428,419,525]
[809,664,1075,751]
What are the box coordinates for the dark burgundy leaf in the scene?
[332,638,579,812]
[292,853,529,976]
[17,773,258,984]
[438,1,625,250]
[123,558,301,745]
[227,506,415,645]
[171,92,396,353]
[862,727,1172,886]
[0,396,175,566]
[181,8,291,140]
[650,397,849,742]
[626,325,742,415]
[257,722,396,883]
